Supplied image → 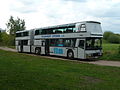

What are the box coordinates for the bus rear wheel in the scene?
[35,48,41,55]
[67,51,74,59]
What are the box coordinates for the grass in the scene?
[7,46,16,49]
[0,50,120,90]
[99,44,120,60]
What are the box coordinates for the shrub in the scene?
[103,31,113,40]
[103,31,120,44]
[119,46,120,54]
[107,34,120,44]
[0,32,15,46]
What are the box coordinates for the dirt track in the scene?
[0,46,120,67]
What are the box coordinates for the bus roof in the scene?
[16,21,101,33]
[16,29,33,33]
[34,21,101,30]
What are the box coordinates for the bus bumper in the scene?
[85,50,102,59]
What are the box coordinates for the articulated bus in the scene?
[15,21,103,59]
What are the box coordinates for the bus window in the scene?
[47,29,53,34]
[41,29,47,34]
[86,38,102,50]
[50,39,56,46]
[23,32,29,36]
[42,41,45,46]
[77,24,86,32]
[53,28,63,34]
[22,40,28,45]
[35,30,39,35]
[73,27,76,32]
[64,39,76,47]
[78,40,84,49]
[16,33,22,37]
[55,30,62,34]
[80,24,86,31]
[18,40,21,45]
[57,39,64,46]
[65,28,73,33]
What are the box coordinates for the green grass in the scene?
[0,50,120,90]
[7,46,16,49]
[99,44,120,60]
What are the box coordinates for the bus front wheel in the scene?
[67,50,74,59]
[35,48,41,55]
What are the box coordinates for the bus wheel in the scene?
[35,48,41,55]
[67,51,74,59]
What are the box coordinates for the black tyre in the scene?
[35,48,41,55]
[67,51,74,59]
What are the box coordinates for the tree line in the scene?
[0,16,25,46]
[103,31,120,44]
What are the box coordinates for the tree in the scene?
[103,31,113,40]
[108,34,120,43]
[103,31,120,44]
[0,33,2,43]
[6,16,26,35]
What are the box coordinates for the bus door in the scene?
[20,40,23,52]
[23,40,30,53]
[77,39,85,59]
[45,39,50,55]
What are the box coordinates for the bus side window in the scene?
[66,28,73,33]
[18,41,21,45]
[23,40,28,45]
[73,27,76,32]
[42,41,45,46]
[41,29,47,34]
[50,39,55,46]
[81,24,86,31]
[78,40,84,49]
[35,30,39,35]
[57,39,64,46]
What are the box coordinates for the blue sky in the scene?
[0,0,120,33]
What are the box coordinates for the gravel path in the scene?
[0,46,120,67]
[0,47,17,52]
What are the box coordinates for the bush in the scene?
[0,32,15,46]
[108,34,120,44]
[103,31,120,44]
[103,31,113,40]
[0,33,2,42]
[119,46,120,54]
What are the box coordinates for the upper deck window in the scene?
[34,26,76,35]
[16,31,29,37]
[35,30,39,35]
[35,29,43,35]
[80,24,86,31]
[16,33,22,37]
[23,31,29,36]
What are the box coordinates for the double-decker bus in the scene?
[15,21,103,59]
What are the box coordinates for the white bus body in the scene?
[16,29,34,53]
[15,21,103,59]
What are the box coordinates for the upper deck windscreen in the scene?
[86,23,102,35]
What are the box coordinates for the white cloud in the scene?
[0,0,120,33]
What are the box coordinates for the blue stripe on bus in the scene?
[54,48,63,54]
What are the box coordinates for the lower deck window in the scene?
[49,38,76,47]
[18,40,28,45]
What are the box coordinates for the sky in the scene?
[0,0,120,33]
